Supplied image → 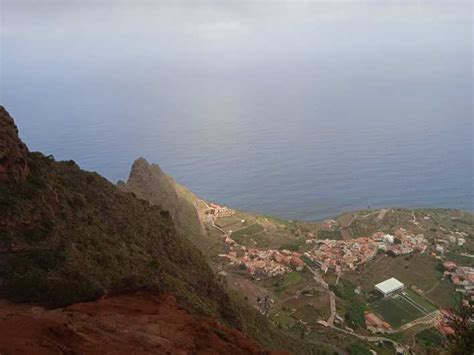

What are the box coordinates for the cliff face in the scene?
[118,158,206,239]
[0,107,29,183]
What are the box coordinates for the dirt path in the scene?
[209,216,227,235]
[425,280,441,295]
[411,210,419,225]
[376,208,388,222]
[327,291,336,326]
[340,210,380,229]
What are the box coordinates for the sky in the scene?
[1,1,472,219]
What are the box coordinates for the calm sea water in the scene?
[2,1,473,220]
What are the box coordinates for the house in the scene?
[443,261,457,272]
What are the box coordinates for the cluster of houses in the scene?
[443,261,474,300]
[437,309,456,336]
[205,202,235,218]
[219,248,305,279]
[381,229,428,256]
[303,230,430,273]
[304,237,379,272]
[433,231,468,255]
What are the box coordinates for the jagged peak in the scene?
[129,157,165,179]
[0,106,30,183]
[132,157,149,167]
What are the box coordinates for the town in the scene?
[220,228,430,278]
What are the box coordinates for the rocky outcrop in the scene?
[118,158,206,239]
[0,292,275,355]
[0,106,29,183]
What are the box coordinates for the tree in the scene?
[445,295,474,354]
[345,301,366,328]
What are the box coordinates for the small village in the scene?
[216,213,435,278]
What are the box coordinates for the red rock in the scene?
[0,292,280,354]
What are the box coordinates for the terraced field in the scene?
[231,223,264,237]
[190,233,227,257]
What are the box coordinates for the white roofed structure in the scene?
[375,277,404,297]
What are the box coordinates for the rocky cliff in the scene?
[0,106,29,183]
[118,158,207,239]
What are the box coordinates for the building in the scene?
[436,244,445,254]
[364,311,391,333]
[383,234,395,244]
[375,277,404,297]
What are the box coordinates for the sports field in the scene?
[370,290,437,328]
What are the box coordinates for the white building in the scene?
[375,277,404,297]
[383,234,395,244]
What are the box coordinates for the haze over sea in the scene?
[2,1,473,220]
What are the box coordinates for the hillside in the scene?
[0,106,332,353]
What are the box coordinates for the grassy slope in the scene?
[0,152,332,353]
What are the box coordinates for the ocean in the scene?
[2,1,472,220]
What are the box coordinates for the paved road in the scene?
[305,267,337,326]
[330,324,403,348]
[327,291,336,325]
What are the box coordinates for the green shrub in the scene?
[416,328,443,348]
[345,301,366,328]
[347,344,371,355]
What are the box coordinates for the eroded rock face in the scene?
[0,106,29,183]
[0,292,273,355]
